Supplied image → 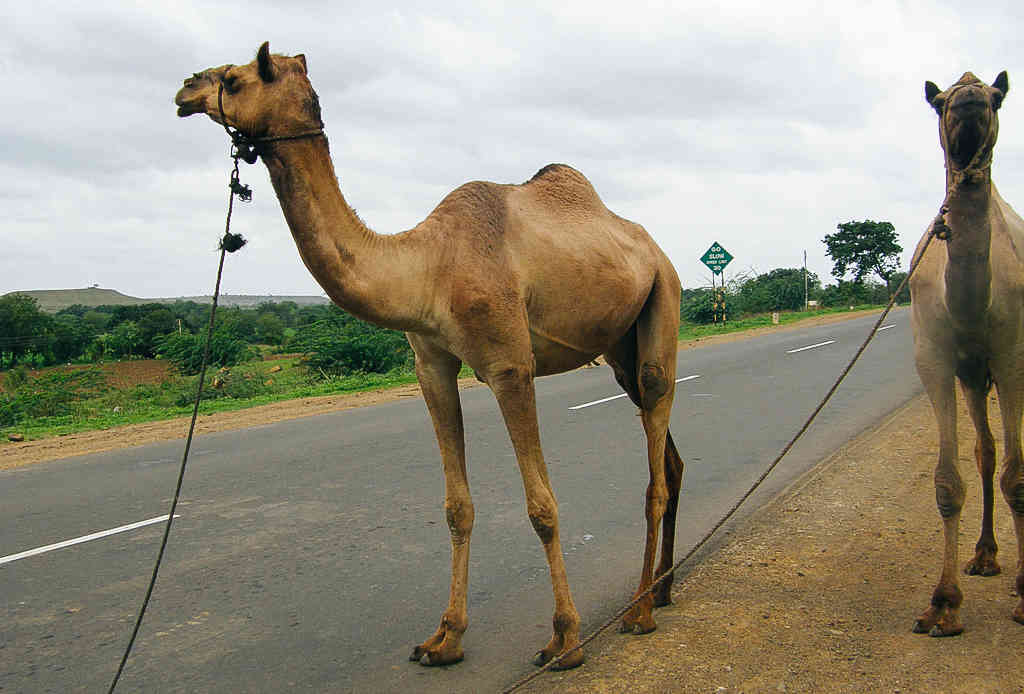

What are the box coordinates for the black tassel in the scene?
[220,232,247,253]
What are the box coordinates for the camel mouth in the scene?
[174,90,207,118]
[947,121,987,169]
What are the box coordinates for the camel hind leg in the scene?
[652,430,684,607]
[993,367,1024,624]
[605,268,681,633]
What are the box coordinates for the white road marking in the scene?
[569,375,700,410]
[786,340,836,354]
[0,515,180,566]
[877,324,895,331]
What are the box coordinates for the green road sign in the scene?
[700,242,734,275]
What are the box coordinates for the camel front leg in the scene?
[488,363,584,670]
[407,338,473,666]
[995,378,1024,624]
[963,384,1000,576]
[914,360,965,636]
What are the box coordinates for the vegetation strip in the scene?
[2,296,894,446]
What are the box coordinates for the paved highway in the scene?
[0,308,921,693]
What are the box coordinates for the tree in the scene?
[0,293,54,365]
[138,308,177,357]
[255,312,285,345]
[823,220,903,294]
[108,321,142,358]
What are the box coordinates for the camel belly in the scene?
[529,330,602,377]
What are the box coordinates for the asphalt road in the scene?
[0,308,921,693]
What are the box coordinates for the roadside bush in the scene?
[292,309,412,376]
[0,369,108,426]
[681,289,720,324]
[156,329,257,375]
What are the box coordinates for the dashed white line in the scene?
[0,515,179,566]
[569,375,700,410]
[877,324,895,331]
[786,340,836,354]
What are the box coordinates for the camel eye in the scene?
[223,74,240,93]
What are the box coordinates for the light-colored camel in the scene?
[910,71,1024,636]
[175,43,685,668]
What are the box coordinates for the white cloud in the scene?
[1,1,1023,297]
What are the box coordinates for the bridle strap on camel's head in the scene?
[926,72,1009,241]
[216,78,325,165]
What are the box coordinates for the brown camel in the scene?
[175,43,685,668]
[910,71,1024,636]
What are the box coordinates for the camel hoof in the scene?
[551,648,585,670]
[533,648,584,670]
[1012,607,1024,625]
[928,623,964,637]
[413,647,463,667]
[964,558,1001,576]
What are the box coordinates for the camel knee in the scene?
[528,495,558,545]
[639,362,669,410]
[445,499,475,544]
[646,482,669,521]
[935,476,966,518]
[1000,464,1024,516]
[489,363,534,389]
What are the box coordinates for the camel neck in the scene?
[942,168,993,324]
[258,137,428,332]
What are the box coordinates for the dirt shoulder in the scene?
[527,391,1024,694]
[1,309,893,471]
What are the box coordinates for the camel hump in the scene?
[526,163,591,188]
[523,164,605,208]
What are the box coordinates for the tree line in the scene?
[0,218,906,372]
[0,296,412,373]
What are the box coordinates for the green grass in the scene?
[2,305,889,445]
[677,304,885,342]
[1,357,419,442]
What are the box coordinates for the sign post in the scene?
[699,242,734,323]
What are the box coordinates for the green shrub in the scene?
[156,329,257,375]
[292,309,412,376]
[0,369,108,426]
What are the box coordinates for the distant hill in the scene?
[3,288,331,313]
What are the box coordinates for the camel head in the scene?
[174,42,322,140]
[925,71,1009,172]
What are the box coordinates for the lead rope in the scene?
[107,150,248,694]
[502,231,940,693]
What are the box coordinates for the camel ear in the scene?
[925,81,944,113]
[257,41,276,83]
[993,71,1009,109]
[295,54,307,73]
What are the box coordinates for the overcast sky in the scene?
[2,1,1022,299]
